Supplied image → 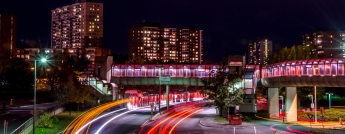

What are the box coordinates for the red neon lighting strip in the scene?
[168,108,203,134]
[147,107,195,134]
[160,107,201,134]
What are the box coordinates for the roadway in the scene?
[0,103,57,133]
[85,106,152,134]
[76,104,315,134]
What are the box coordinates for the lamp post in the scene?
[314,86,317,122]
[308,94,316,122]
[326,93,333,109]
[33,58,46,134]
[156,66,164,113]
[308,94,314,104]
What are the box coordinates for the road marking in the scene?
[233,127,235,134]
[254,126,257,134]
[12,118,17,121]
[0,112,9,116]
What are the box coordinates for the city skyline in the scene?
[2,0,345,62]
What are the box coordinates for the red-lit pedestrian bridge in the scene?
[111,64,219,86]
[256,58,345,122]
[260,58,345,87]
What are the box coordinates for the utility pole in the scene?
[314,86,317,123]
[4,120,8,134]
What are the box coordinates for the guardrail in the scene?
[11,105,61,134]
[91,85,107,95]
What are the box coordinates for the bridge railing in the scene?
[111,64,219,78]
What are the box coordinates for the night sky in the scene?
[1,0,345,62]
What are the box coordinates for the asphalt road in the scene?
[86,107,151,134]
[76,104,321,134]
[0,103,57,133]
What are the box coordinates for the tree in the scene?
[297,87,325,107]
[1,58,33,92]
[66,74,93,112]
[200,59,243,116]
[126,55,146,64]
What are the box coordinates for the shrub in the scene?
[256,110,270,118]
[37,112,54,128]
[297,109,345,121]
[243,116,252,121]
[52,116,59,123]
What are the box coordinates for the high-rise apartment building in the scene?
[129,22,203,64]
[303,29,342,58]
[248,38,272,65]
[0,13,16,59]
[51,0,103,49]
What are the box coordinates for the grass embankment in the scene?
[213,116,228,123]
[29,111,83,134]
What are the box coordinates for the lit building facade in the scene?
[248,38,272,65]
[0,13,16,59]
[129,22,203,64]
[16,47,110,63]
[303,29,342,58]
[51,0,103,49]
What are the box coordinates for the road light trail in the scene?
[147,107,196,134]
[75,108,126,134]
[63,99,129,134]
[160,107,200,133]
[168,108,204,134]
[138,102,199,134]
[95,110,132,134]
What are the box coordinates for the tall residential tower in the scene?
[303,29,342,58]
[129,22,203,64]
[248,38,272,65]
[51,0,103,49]
[0,13,16,59]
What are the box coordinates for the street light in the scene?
[326,93,333,109]
[307,94,314,104]
[156,66,164,114]
[33,58,47,134]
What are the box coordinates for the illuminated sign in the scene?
[229,62,242,66]
[160,75,171,82]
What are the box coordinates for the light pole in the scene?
[33,58,46,134]
[308,94,314,104]
[156,66,164,113]
[326,93,333,109]
[314,86,317,123]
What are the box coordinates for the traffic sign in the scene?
[320,115,324,121]
[160,75,171,82]
[308,114,314,120]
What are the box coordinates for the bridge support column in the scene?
[166,85,169,110]
[268,88,279,118]
[285,87,297,122]
[113,86,116,101]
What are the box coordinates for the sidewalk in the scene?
[255,114,344,129]
[199,114,262,129]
